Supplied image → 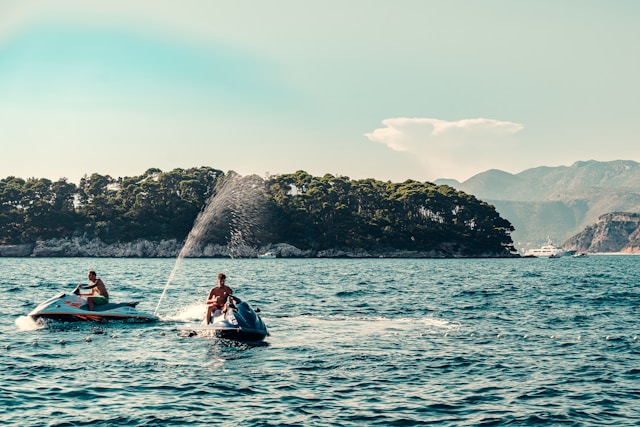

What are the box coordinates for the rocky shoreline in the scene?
[0,238,518,258]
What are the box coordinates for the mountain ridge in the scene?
[434,160,640,249]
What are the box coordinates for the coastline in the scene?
[0,238,518,259]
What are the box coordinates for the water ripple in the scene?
[2,257,640,425]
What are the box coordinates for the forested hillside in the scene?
[0,167,516,257]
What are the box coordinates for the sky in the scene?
[1,0,639,185]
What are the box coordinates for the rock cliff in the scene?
[563,212,640,253]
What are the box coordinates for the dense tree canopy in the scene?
[0,167,516,256]
[266,172,515,254]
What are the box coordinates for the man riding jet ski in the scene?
[180,295,269,342]
[28,284,158,323]
[181,272,268,342]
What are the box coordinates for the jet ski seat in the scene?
[79,301,141,311]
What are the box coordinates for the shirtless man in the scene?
[205,273,233,325]
[78,270,110,311]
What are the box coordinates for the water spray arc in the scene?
[153,173,267,316]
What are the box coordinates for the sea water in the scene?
[1,256,639,426]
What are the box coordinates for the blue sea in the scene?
[1,256,639,426]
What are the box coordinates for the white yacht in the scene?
[524,238,566,258]
[258,251,276,259]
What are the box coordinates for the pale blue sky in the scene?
[1,0,638,184]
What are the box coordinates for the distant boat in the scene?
[524,238,566,258]
[258,252,276,259]
[572,252,588,258]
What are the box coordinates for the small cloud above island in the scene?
[365,117,524,181]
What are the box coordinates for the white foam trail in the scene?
[277,315,459,332]
[161,303,207,322]
[15,316,44,331]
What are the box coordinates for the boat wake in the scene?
[14,315,44,331]
[275,314,459,336]
[160,303,206,323]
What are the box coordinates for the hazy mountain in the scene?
[435,160,640,251]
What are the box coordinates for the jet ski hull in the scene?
[185,325,268,342]
[28,292,158,323]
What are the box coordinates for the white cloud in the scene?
[364,117,525,181]
[365,117,523,150]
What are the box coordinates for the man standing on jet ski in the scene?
[205,273,233,325]
[77,270,110,311]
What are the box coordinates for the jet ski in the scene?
[28,286,158,323]
[181,296,269,342]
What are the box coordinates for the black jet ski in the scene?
[28,286,158,323]
[181,296,268,342]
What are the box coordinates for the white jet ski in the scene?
[181,296,268,342]
[28,286,158,323]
